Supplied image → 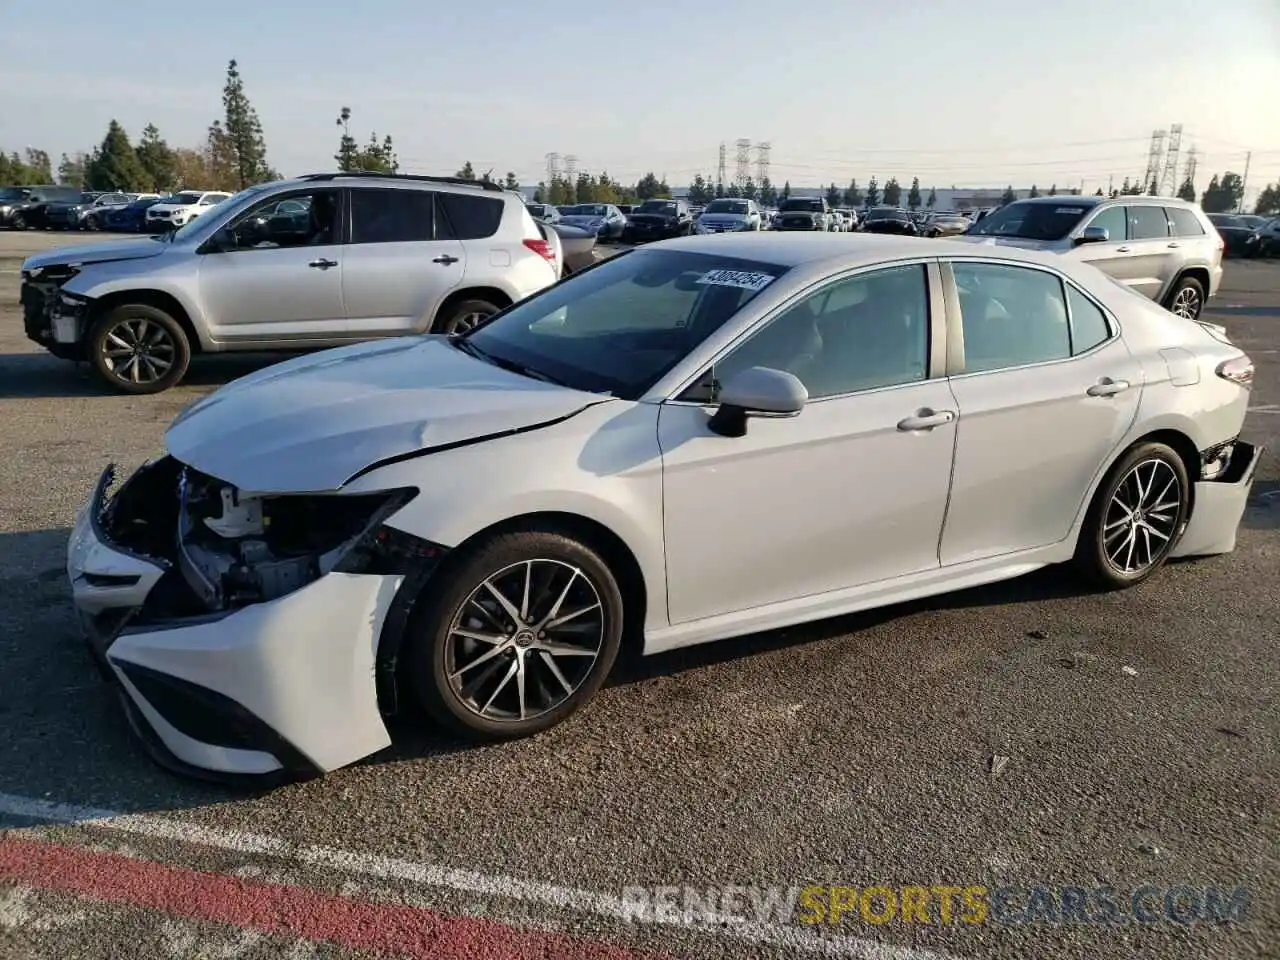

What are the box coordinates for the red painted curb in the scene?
[0,835,672,960]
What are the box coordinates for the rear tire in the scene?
[434,297,501,336]
[1164,275,1205,321]
[405,528,624,740]
[84,214,100,232]
[87,304,191,394]
[1073,441,1190,590]
[10,213,26,230]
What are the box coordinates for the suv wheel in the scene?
[10,213,26,230]
[88,304,191,394]
[1165,275,1205,321]
[83,214,101,232]
[435,298,501,336]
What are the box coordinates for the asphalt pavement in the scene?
[0,231,1276,960]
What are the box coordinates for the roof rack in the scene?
[297,171,506,192]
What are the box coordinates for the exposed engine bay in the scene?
[101,456,413,621]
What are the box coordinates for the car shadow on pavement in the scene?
[0,351,295,399]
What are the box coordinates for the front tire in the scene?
[1073,441,1190,589]
[1164,275,1205,321]
[84,214,100,232]
[10,213,26,230]
[406,529,624,740]
[434,297,501,336]
[87,304,191,394]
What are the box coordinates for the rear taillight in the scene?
[1216,355,1254,387]
[523,238,556,262]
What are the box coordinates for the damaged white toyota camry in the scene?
[68,234,1261,783]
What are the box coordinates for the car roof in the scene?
[655,232,1102,274]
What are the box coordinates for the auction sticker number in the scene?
[697,270,776,292]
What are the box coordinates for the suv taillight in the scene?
[1216,355,1254,387]
[523,238,556,263]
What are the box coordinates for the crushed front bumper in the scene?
[1170,441,1263,558]
[68,467,404,784]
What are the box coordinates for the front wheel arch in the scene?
[84,289,203,353]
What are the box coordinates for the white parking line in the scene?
[0,792,955,960]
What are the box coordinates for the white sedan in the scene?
[68,234,1260,782]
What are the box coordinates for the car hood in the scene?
[778,210,820,218]
[164,336,608,494]
[700,214,748,224]
[630,212,677,221]
[22,238,168,271]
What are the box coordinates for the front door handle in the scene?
[897,408,956,431]
[433,254,460,265]
[1115,245,1131,253]
[1167,242,1180,249]
[1086,378,1131,397]
[308,258,338,270]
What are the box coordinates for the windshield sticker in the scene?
[1055,207,1086,215]
[697,269,776,292]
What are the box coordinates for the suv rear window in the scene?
[439,194,503,240]
[350,187,435,243]
[1166,207,1205,236]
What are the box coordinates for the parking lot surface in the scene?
[1,230,1276,960]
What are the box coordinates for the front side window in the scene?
[1085,205,1128,242]
[1128,206,1170,240]
[350,188,434,243]
[222,189,340,250]
[462,249,788,400]
[690,263,930,401]
[952,261,1070,372]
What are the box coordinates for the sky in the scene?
[2,0,1278,202]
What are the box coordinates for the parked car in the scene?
[525,202,561,225]
[622,198,693,242]
[556,203,627,240]
[773,196,832,231]
[0,186,33,227]
[956,196,1224,320]
[45,192,141,231]
[67,233,1259,781]
[922,212,971,238]
[20,173,564,393]
[103,196,168,233]
[1257,217,1280,256]
[694,197,762,233]
[616,204,637,216]
[1206,214,1264,258]
[2,185,83,230]
[862,207,917,235]
[145,191,233,231]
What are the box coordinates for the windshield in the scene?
[462,249,789,400]
[526,204,548,215]
[565,205,608,216]
[0,188,28,201]
[129,198,160,209]
[780,198,823,212]
[169,192,203,205]
[638,200,677,214]
[868,207,904,219]
[704,200,748,214]
[967,201,1090,240]
[168,183,274,242]
[1209,215,1243,228]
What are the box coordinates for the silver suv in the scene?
[954,195,1224,320]
[20,173,564,393]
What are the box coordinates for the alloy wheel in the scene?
[1102,458,1183,575]
[446,311,489,335]
[444,559,605,723]
[1170,286,1201,320]
[99,317,177,385]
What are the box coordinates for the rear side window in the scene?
[439,194,503,240]
[1065,284,1111,354]
[1166,207,1205,237]
[1128,206,1170,240]
[953,262,1071,373]
[350,188,435,244]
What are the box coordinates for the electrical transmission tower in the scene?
[545,152,561,187]
[1142,129,1166,194]
[1182,146,1198,191]
[1158,124,1182,196]
[716,142,727,192]
[755,142,771,185]
[734,139,751,188]
[564,155,578,184]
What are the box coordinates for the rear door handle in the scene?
[1167,242,1180,249]
[1115,245,1131,253]
[308,258,338,269]
[433,255,460,265]
[897,409,956,431]
[1087,378,1131,397]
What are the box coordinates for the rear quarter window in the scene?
[439,194,504,240]
[1166,207,1206,237]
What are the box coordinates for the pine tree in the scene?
[865,176,880,206]
[907,177,922,210]
[1176,177,1196,202]
[456,161,476,180]
[135,124,176,192]
[86,120,148,191]
[925,186,936,208]
[335,107,359,171]
[219,60,271,188]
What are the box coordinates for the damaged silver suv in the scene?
[20,173,565,393]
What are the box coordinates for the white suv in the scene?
[20,174,564,393]
[145,190,234,230]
